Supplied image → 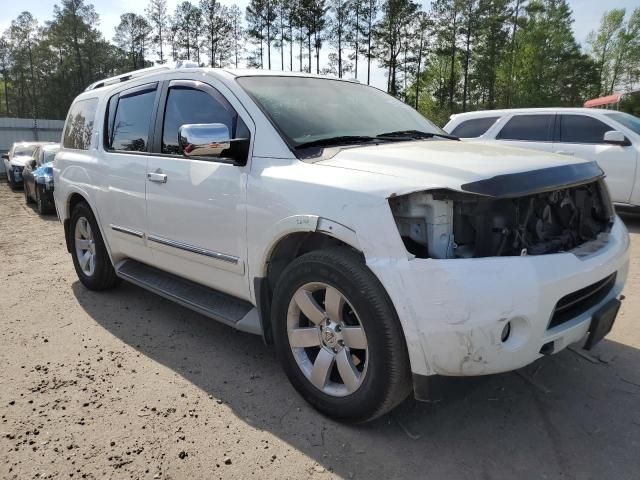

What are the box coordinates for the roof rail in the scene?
[84,60,200,91]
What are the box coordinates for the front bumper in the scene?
[370,216,630,377]
[10,165,24,183]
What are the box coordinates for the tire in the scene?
[35,185,47,214]
[272,247,412,423]
[70,201,120,291]
[24,182,34,204]
[7,170,16,190]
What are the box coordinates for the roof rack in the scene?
[84,61,200,91]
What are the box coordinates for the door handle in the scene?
[556,151,575,156]
[147,171,167,183]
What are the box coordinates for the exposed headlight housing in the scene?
[389,180,612,259]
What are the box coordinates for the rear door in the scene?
[495,113,555,152]
[552,114,636,204]
[100,83,159,265]
[144,78,252,300]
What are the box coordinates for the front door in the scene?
[552,114,636,204]
[145,79,251,300]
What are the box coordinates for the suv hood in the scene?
[317,140,600,197]
[9,155,33,167]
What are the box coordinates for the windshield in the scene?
[43,147,60,164]
[237,76,445,147]
[13,145,36,157]
[604,112,640,135]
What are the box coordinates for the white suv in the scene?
[54,66,630,422]
[443,108,640,207]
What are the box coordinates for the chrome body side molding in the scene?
[110,224,145,238]
[147,234,239,265]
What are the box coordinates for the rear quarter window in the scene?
[63,98,99,150]
[450,116,500,138]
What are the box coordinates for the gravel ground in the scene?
[1,181,640,480]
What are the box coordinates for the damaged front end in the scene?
[389,162,614,259]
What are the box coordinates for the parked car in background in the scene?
[23,143,60,214]
[2,141,54,189]
[443,108,640,207]
[55,66,628,423]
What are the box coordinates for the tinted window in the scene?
[559,115,613,144]
[450,117,499,138]
[162,87,235,154]
[63,98,98,150]
[13,145,36,157]
[42,147,60,164]
[110,86,156,152]
[497,114,554,142]
[605,112,640,135]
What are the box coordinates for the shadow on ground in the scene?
[73,259,640,480]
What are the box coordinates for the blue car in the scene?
[23,143,60,214]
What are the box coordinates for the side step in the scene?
[115,259,262,335]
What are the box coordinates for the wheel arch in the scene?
[255,216,362,344]
[63,191,100,254]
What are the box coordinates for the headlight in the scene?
[389,182,611,259]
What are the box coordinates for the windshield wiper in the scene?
[294,135,378,149]
[376,130,459,141]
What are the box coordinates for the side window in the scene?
[497,114,554,142]
[161,86,236,155]
[109,84,157,152]
[63,98,98,150]
[559,115,613,144]
[450,117,499,138]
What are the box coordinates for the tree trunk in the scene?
[448,6,458,112]
[354,3,359,79]
[415,33,424,110]
[462,14,472,112]
[506,0,521,107]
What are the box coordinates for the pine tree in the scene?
[145,0,169,63]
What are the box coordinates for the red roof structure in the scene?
[584,93,622,108]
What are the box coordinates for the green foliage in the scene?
[0,0,636,124]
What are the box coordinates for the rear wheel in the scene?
[70,202,120,291]
[272,248,412,423]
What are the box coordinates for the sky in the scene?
[0,0,638,90]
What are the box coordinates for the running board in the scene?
[115,259,262,335]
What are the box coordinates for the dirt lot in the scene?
[1,183,640,480]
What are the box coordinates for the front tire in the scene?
[272,248,412,423]
[35,185,48,214]
[24,183,34,204]
[70,202,120,291]
[7,170,17,190]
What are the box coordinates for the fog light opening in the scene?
[501,322,512,343]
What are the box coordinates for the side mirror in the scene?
[604,130,631,146]
[29,159,37,169]
[1,153,8,160]
[178,123,250,165]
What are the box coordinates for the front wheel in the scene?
[70,202,120,291]
[24,183,34,204]
[35,186,48,214]
[272,248,412,423]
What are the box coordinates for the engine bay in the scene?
[389,180,614,259]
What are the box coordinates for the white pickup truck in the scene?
[54,66,629,422]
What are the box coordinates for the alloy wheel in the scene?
[74,217,96,276]
[287,282,368,397]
